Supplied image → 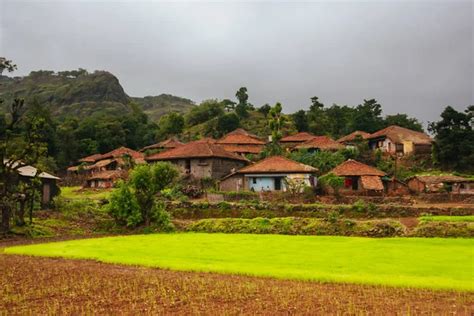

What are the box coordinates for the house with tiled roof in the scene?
[337,131,371,146]
[294,136,345,152]
[146,139,249,180]
[86,170,127,189]
[67,147,145,187]
[140,138,184,153]
[216,128,266,156]
[367,125,432,155]
[327,159,387,195]
[220,156,317,192]
[280,132,316,148]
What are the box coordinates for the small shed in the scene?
[294,136,345,152]
[407,175,474,194]
[14,163,61,206]
[328,159,386,195]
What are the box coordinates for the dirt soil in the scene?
[1,253,472,315]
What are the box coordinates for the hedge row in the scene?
[167,201,474,220]
[183,217,474,238]
[185,217,405,237]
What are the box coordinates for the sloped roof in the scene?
[78,147,144,163]
[141,138,184,151]
[4,160,60,180]
[337,131,371,143]
[78,153,103,163]
[281,132,316,143]
[329,159,386,177]
[221,144,263,154]
[101,147,144,160]
[409,175,472,184]
[237,156,317,174]
[87,170,125,181]
[146,139,248,162]
[360,175,384,190]
[295,136,345,150]
[217,128,265,145]
[367,125,432,145]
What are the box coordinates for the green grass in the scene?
[420,215,474,223]
[4,233,473,291]
[60,186,113,200]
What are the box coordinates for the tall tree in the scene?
[235,87,249,118]
[262,102,285,157]
[429,106,474,172]
[307,96,328,135]
[384,113,423,132]
[292,110,309,132]
[351,99,384,133]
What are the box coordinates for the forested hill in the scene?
[132,94,195,121]
[0,69,194,120]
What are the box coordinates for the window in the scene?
[252,177,257,184]
[344,177,352,188]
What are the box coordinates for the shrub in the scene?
[107,182,142,227]
[412,222,474,238]
[186,217,405,237]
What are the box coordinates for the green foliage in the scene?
[350,99,384,133]
[384,114,423,132]
[156,112,184,139]
[216,113,240,136]
[132,94,194,122]
[290,149,345,174]
[257,103,271,118]
[291,110,308,132]
[412,221,474,238]
[429,105,474,172]
[185,99,224,126]
[107,163,178,228]
[107,182,141,227]
[318,173,344,196]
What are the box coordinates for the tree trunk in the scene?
[1,205,11,235]
[16,199,26,227]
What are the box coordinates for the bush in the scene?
[107,182,142,227]
[412,221,474,238]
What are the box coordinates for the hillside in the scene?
[0,70,194,120]
[132,94,195,121]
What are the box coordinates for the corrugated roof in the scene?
[4,160,60,180]
[360,175,384,190]
[146,139,249,162]
[237,156,317,174]
[281,132,316,142]
[217,128,266,145]
[295,136,345,150]
[337,131,371,143]
[367,125,432,145]
[329,159,386,177]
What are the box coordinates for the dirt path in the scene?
[1,254,472,315]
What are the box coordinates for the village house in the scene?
[219,156,317,192]
[337,130,371,147]
[216,128,266,156]
[146,139,249,180]
[6,161,61,206]
[406,175,474,194]
[86,170,127,189]
[328,159,387,195]
[140,138,184,153]
[67,147,145,176]
[67,146,145,187]
[367,125,432,155]
[280,132,316,149]
[294,136,345,152]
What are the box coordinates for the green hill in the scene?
[132,94,195,121]
[0,70,194,120]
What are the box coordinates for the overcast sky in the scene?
[1,0,472,125]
